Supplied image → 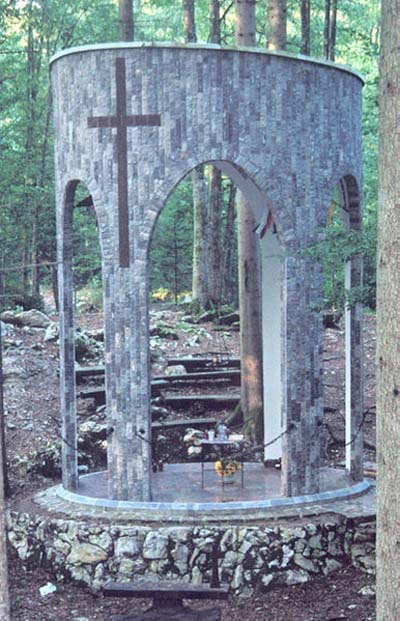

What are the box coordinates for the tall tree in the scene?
[209,0,221,44]
[0,327,9,619]
[329,0,337,61]
[182,0,210,313]
[266,0,287,50]
[323,0,331,59]
[207,167,223,308]
[234,0,264,443]
[206,1,225,312]
[191,165,208,312]
[222,181,237,304]
[119,0,134,41]
[0,326,9,500]
[300,0,311,55]
[323,0,337,61]
[376,0,400,617]
[183,0,196,43]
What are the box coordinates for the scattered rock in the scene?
[0,320,14,335]
[86,329,104,341]
[44,322,59,341]
[216,311,239,326]
[284,569,309,586]
[187,334,201,347]
[358,584,375,597]
[196,310,217,323]
[3,356,29,384]
[16,309,51,328]
[188,446,202,457]
[150,320,179,340]
[164,365,186,376]
[39,582,57,597]
[151,405,169,420]
[0,311,22,325]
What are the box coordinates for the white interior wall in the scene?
[261,228,283,461]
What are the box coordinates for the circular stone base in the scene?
[8,466,376,595]
[32,463,374,524]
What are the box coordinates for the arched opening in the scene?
[146,160,285,499]
[322,176,363,481]
[340,175,364,480]
[60,180,103,491]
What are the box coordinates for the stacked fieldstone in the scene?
[7,511,375,595]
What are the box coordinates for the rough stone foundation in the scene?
[7,511,375,596]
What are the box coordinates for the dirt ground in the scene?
[8,549,375,620]
[3,302,377,620]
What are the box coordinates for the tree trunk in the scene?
[182,0,209,315]
[329,0,337,61]
[323,0,331,60]
[22,238,29,300]
[25,6,38,301]
[172,216,179,304]
[51,265,59,312]
[183,0,197,43]
[222,182,237,305]
[266,0,287,50]
[31,84,53,301]
[237,193,263,442]
[235,0,256,47]
[234,0,264,443]
[31,207,40,298]
[300,0,311,55]
[119,0,134,41]
[0,324,10,619]
[205,1,224,312]
[207,167,223,310]
[376,1,400,617]
[192,166,208,313]
[209,0,221,44]
[0,325,9,499]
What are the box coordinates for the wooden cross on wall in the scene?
[87,58,161,268]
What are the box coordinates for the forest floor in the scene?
[3,301,376,620]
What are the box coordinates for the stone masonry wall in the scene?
[7,512,375,596]
[51,44,364,500]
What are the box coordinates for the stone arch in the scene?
[147,158,287,487]
[339,174,363,480]
[51,44,364,502]
[322,173,363,481]
[146,159,285,251]
[59,178,104,490]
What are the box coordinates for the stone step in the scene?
[166,356,240,372]
[163,394,239,410]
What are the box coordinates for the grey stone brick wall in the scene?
[51,43,363,501]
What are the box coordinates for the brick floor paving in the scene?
[30,464,375,525]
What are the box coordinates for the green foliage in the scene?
[72,183,101,289]
[305,204,375,317]
[150,175,194,302]
[0,0,380,314]
[0,1,118,310]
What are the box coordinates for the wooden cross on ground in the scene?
[87,57,161,268]
[209,539,224,589]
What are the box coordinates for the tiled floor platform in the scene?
[32,463,376,525]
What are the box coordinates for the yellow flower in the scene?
[214,460,241,477]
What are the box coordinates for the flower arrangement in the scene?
[214,458,242,478]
